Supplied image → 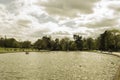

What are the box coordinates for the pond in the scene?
[0,51,119,80]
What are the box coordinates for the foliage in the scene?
[0,29,120,51]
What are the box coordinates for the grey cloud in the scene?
[51,31,71,35]
[85,30,100,38]
[90,28,112,37]
[30,13,58,23]
[6,0,27,14]
[61,21,76,28]
[0,0,14,4]
[109,3,120,14]
[73,32,87,36]
[30,28,51,38]
[16,19,32,27]
[0,24,22,38]
[37,0,99,17]
[84,18,118,28]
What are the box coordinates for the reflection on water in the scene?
[0,52,119,80]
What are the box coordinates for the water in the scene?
[0,51,119,80]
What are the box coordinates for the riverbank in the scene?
[0,48,38,53]
[0,48,120,54]
[0,48,53,53]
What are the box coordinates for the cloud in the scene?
[0,0,120,42]
[52,31,71,35]
[30,13,58,24]
[37,0,99,17]
[109,2,120,14]
[110,4,120,12]
[29,28,51,38]
[84,18,118,28]
[60,21,76,28]
[16,19,32,27]
[0,0,14,4]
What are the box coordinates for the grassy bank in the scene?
[0,48,38,53]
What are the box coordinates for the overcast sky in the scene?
[0,0,120,41]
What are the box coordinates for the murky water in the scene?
[0,52,119,80]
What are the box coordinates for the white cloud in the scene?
[0,0,120,42]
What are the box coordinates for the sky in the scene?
[0,0,120,42]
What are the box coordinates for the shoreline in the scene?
[0,49,120,54]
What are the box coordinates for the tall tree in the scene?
[86,38,94,50]
[21,41,31,48]
[34,39,42,50]
[73,35,83,50]
[60,38,69,51]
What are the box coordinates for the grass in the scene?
[0,48,38,53]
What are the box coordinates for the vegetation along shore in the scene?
[0,29,120,52]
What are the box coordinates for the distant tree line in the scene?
[0,38,31,49]
[0,29,120,51]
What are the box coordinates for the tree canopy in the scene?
[0,29,120,51]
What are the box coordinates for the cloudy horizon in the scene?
[0,0,120,42]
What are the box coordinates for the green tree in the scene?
[69,41,77,50]
[34,36,52,50]
[0,38,5,47]
[5,38,19,48]
[86,38,94,50]
[73,35,83,50]
[21,41,31,48]
[41,36,51,50]
[53,38,60,50]
[34,39,42,50]
[60,38,69,51]
[98,30,120,51]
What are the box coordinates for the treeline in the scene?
[0,38,31,48]
[0,29,120,51]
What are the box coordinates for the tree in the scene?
[53,38,60,50]
[86,38,94,50]
[41,36,51,50]
[5,38,19,48]
[98,30,120,51]
[73,35,83,50]
[60,38,69,51]
[34,39,42,50]
[34,36,52,50]
[21,41,31,48]
[109,29,120,51]
[0,38,5,47]
[69,41,77,50]
[0,29,120,52]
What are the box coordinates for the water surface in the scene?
[0,52,119,80]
